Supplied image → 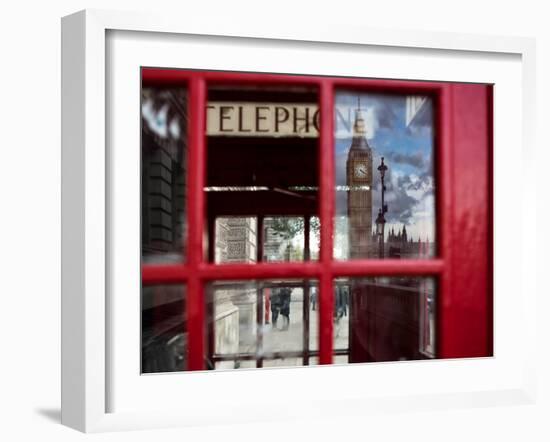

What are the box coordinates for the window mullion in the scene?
[186,77,207,370]
[319,79,335,364]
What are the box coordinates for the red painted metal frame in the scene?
[318,80,335,364]
[186,77,207,370]
[439,84,492,358]
[141,67,493,370]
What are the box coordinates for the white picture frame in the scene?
[61,9,537,433]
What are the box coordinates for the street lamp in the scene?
[375,209,385,235]
[375,209,386,258]
[377,156,388,181]
[377,157,389,258]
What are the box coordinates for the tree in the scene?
[269,217,320,240]
[268,217,321,260]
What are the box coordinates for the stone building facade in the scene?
[213,218,258,361]
[141,87,187,263]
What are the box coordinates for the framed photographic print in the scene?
[61,9,536,432]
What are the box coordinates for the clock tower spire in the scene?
[346,103,373,258]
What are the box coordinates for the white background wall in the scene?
[0,0,548,440]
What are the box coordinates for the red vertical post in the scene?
[486,85,494,357]
[319,80,335,364]
[440,84,491,358]
[436,84,453,360]
[186,77,207,370]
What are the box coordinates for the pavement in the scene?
[236,289,350,368]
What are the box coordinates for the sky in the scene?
[334,92,436,244]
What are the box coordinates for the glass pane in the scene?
[205,85,319,261]
[141,285,186,373]
[141,86,187,264]
[332,277,437,363]
[208,279,317,370]
[334,92,436,260]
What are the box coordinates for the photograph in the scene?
[140,70,487,373]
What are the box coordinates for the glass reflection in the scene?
[263,217,303,262]
[209,280,318,370]
[214,217,257,264]
[141,285,186,373]
[140,277,436,373]
[141,87,187,264]
[334,92,436,260]
[212,216,319,264]
[334,277,437,362]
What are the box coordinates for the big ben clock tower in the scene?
[346,107,373,259]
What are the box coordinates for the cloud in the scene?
[379,184,418,225]
[386,151,426,169]
[372,166,434,227]
[334,96,400,140]
[374,101,398,130]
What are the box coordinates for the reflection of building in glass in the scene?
[386,225,435,259]
[141,88,187,262]
[405,95,429,127]
[214,217,258,363]
[344,102,435,259]
[346,108,373,258]
[141,285,186,373]
[263,218,300,262]
[347,278,436,362]
[215,217,257,264]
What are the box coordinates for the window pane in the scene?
[208,279,317,370]
[334,92,436,260]
[205,85,319,261]
[332,277,437,362]
[141,285,186,373]
[141,87,187,264]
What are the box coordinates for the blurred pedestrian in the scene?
[280,287,291,330]
[342,285,349,317]
[310,286,317,311]
[334,285,344,321]
[264,288,271,324]
[270,288,282,329]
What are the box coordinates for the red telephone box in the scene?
[140,69,492,372]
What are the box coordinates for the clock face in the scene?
[354,162,369,180]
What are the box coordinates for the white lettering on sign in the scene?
[207,102,320,137]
